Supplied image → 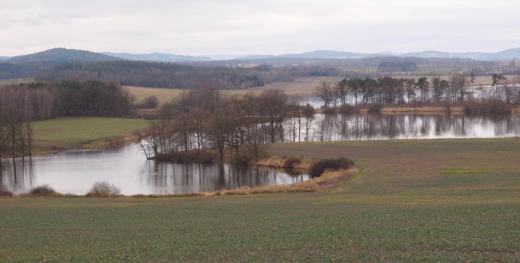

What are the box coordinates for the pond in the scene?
[2,113,519,196]
[0,144,309,196]
[285,114,520,142]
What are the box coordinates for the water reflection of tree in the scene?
[299,113,519,142]
[0,159,34,193]
[144,162,308,195]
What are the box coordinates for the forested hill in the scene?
[8,48,119,64]
[35,61,303,89]
[0,48,517,89]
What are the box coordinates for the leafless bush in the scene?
[87,182,121,197]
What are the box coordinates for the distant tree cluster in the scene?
[317,73,520,108]
[52,81,133,117]
[36,61,309,89]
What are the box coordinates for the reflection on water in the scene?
[287,114,520,142]
[0,145,309,195]
[1,114,519,195]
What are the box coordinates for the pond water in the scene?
[285,114,520,142]
[0,144,309,195]
[2,113,519,196]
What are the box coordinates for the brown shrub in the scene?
[87,182,121,197]
[308,158,355,178]
[29,185,59,197]
[0,185,13,197]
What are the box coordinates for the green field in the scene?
[1,139,520,261]
[31,117,150,150]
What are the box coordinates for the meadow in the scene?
[31,117,150,151]
[1,138,519,261]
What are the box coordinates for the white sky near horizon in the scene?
[1,0,519,57]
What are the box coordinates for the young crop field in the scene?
[1,138,519,261]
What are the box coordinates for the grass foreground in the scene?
[1,138,520,261]
[31,117,150,152]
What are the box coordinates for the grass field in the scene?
[31,117,150,150]
[1,138,520,261]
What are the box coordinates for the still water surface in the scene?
[2,114,519,195]
[286,114,520,142]
[0,144,309,195]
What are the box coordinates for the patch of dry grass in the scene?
[215,168,357,196]
[256,156,313,172]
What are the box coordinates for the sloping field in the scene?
[1,139,520,261]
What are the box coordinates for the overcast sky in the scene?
[1,0,519,56]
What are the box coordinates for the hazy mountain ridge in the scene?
[238,48,520,61]
[103,52,211,62]
[3,47,520,64]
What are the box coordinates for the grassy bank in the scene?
[1,138,520,261]
[31,117,151,152]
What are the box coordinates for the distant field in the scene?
[125,77,342,104]
[124,86,259,105]
[1,138,520,261]
[31,117,150,150]
[0,78,34,86]
[251,76,343,96]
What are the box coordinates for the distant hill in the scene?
[281,50,385,59]
[401,48,520,61]
[495,48,520,60]
[237,48,520,61]
[8,48,119,64]
[103,52,211,62]
[238,50,385,60]
[0,56,9,61]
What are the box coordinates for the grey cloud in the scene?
[0,0,519,56]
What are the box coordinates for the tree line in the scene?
[0,80,133,159]
[35,61,341,90]
[317,73,520,109]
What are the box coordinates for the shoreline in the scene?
[0,156,357,199]
[316,105,520,115]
